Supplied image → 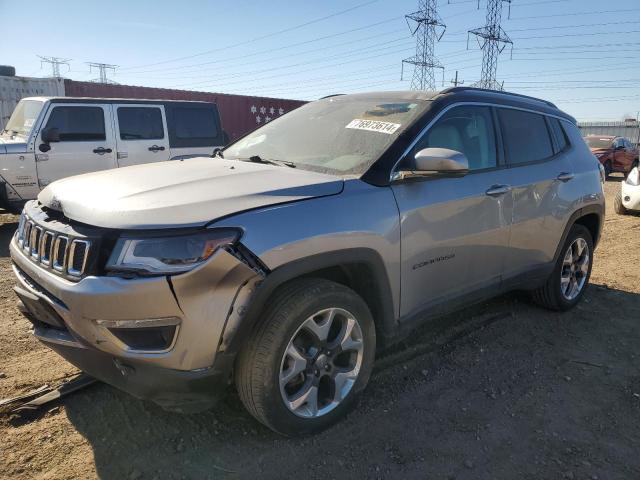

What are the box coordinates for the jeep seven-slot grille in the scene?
[16,213,92,280]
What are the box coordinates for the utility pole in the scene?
[37,56,71,78]
[87,62,119,84]
[451,70,464,87]
[401,0,446,91]
[468,0,513,90]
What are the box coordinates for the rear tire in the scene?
[532,224,593,311]
[614,189,628,215]
[235,278,376,436]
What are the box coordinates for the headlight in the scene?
[626,167,639,186]
[107,228,241,275]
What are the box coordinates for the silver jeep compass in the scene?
[10,87,605,436]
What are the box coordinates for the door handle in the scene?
[556,172,575,182]
[485,184,512,197]
[148,145,166,152]
[93,147,112,155]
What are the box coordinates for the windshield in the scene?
[224,96,428,175]
[585,137,613,149]
[2,99,45,138]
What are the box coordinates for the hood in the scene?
[38,157,344,229]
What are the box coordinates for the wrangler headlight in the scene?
[107,228,241,275]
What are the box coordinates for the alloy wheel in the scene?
[560,237,590,301]
[279,308,364,418]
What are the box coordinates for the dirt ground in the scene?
[1,178,639,480]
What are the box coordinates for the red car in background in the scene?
[584,135,639,178]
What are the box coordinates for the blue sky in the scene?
[2,0,639,121]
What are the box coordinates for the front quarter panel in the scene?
[212,179,402,318]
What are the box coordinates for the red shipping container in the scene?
[64,80,306,142]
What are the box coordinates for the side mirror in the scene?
[394,148,469,181]
[41,127,60,144]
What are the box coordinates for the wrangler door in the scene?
[35,103,117,187]
[114,104,170,167]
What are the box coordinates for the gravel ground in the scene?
[1,178,639,480]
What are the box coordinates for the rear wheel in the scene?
[532,224,593,311]
[614,189,628,215]
[235,278,376,436]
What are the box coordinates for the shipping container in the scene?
[0,75,65,131]
[64,80,306,142]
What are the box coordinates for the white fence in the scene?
[578,121,640,146]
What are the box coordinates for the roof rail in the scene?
[319,93,345,99]
[439,86,557,108]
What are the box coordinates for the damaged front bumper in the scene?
[10,234,264,412]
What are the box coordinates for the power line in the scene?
[450,19,640,35]
[402,0,446,90]
[515,41,640,51]
[513,29,640,41]
[510,7,640,21]
[123,29,411,79]
[121,16,405,75]
[120,0,380,71]
[170,40,414,89]
[508,19,640,32]
[37,56,71,78]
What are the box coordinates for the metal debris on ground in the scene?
[0,373,97,415]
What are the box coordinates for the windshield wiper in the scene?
[244,155,296,168]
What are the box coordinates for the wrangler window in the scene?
[45,106,106,142]
[174,107,218,140]
[118,107,164,140]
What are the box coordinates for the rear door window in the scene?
[549,118,569,153]
[45,106,106,141]
[498,108,554,165]
[117,107,164,140]
[174,107,218,140]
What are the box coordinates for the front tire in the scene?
[235,278,376,436]
[614,189,628,215]
[532,224,593,311]
[604,160,613,179]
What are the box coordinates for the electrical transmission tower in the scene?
[87,62,119,84]
[38,56,71,78]
[401,0,446,91]
[468,0,513,91]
